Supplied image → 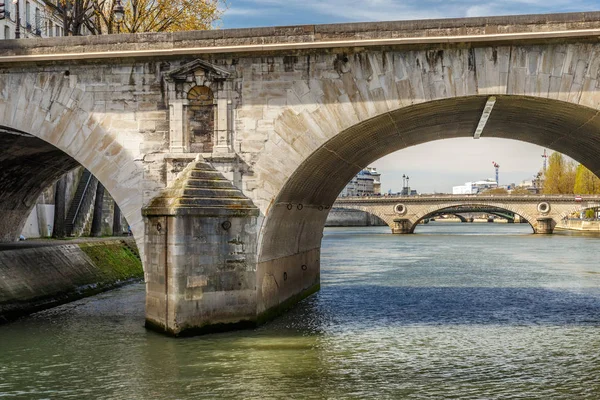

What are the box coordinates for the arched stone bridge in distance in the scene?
[333,195,600,234]
[6,12,600,336]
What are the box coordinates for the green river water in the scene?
[2,223,600,399]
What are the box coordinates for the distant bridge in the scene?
[334,195,600,234]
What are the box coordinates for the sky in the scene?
[220,0,599,29]
[219,1,597,193]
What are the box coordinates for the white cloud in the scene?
[225,7,265,16]
[465,5,495,17]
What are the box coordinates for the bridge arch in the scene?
[410,203,535,233]
[428,211,515,223]
[0,71,146,250]
[256,93,600,316]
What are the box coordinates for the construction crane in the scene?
[492,161,500,185]
[541,149,548,172]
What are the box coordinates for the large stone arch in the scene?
[254,93,600,317]
[246,43,600,212]
[0,70,146,251]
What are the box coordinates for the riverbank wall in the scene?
[0,239,142,323]
[325,208,386,227]
[555,220,600,232]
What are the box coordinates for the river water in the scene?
[2,223,600,399]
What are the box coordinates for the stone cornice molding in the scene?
[166,59,231,83]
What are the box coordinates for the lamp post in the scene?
[406,176,410,196]
[113,0,124,33]
[12,0,20,38]
[402,174,406,194]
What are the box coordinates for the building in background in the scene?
[514,179,541,194]
[452,179,498,195]
[366,167,381,194]
[2,0,65,39]
[340,167,381,197]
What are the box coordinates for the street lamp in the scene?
[402,174,406,193]
[113,0,124,33]
[406,176,410,196]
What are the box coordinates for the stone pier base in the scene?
[392,218,413,234]
[143,159,260,336]
[535,217,555,234]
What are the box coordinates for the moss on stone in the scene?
[78,240,143,282]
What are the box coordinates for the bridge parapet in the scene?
[3,12,600,63]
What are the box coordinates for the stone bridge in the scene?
[3,12,600,335]
[334,195,600,233]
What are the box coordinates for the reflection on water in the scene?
[2,223,600,399]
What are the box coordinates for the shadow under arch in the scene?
[0,71,146,253]
[256,95,600,314]
[0,126,134,245]
[414,205,532,232]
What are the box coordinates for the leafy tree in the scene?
[542,152,576,194]
[54,0,225,35]
[573,164,600,194]
[481,187,509,195]
[585,209,596,219]
[54,0,96,36]
[122,0,224,33]
[510,187,531,195]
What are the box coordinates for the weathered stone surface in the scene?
[143,158,259,336]
[0,239,142,322]
[3,13,600,334]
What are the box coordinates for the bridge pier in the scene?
[392,218,413,234]
[534,217,555,234]
[143,160,260,336]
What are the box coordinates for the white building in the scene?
[366,167,381,195]
[452,179,498,195]
[2,0,65,39]
[340,167,382,197]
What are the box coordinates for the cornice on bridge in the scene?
[2,12,600,63]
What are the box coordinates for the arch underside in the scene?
[425,206,517,222]
[259,95,600,262]
[0,127,80,241]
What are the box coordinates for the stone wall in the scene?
[325,208,386,227]
[0,239,142,322]
[556,219,600,232]
[20,167,84,238]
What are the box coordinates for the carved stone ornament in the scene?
[166,59,231,83]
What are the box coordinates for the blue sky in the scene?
[220,1,596,193]
[221,0,599,29]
